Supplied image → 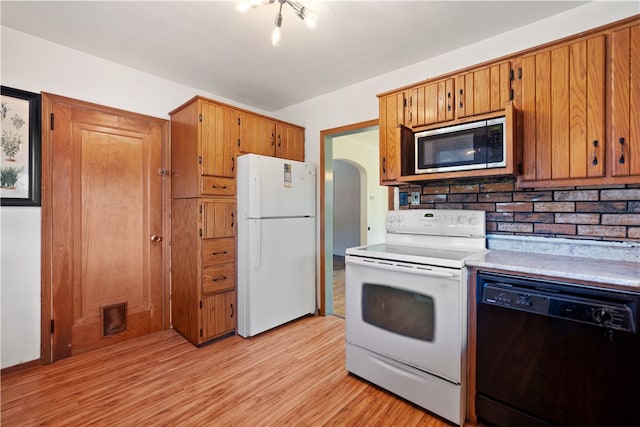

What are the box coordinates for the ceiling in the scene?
[1,1,590,112]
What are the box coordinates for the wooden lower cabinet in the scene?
[201,291,235,341]
[171,198,236,345]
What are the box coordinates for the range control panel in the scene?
[385,209,485,237]
[482,283,636,333]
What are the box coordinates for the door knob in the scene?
[150,235,163,242]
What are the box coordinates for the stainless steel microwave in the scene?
[414,117,506,174]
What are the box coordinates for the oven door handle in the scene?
[347,257,460,278]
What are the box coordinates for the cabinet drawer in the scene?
[201,176,236,196]
[202,263,235,294]
[202,237,235,267]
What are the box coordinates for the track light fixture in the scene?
[236,0,317,47]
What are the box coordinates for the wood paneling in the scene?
[1,316,451,426]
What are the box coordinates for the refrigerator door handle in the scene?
[251,220,262,269]
[250,168,261,218]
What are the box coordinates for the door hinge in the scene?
[50,319,55,334]
[199,228,203,237]
[518,67,522,79]
[510,69,514,81]
[518,162,523,175]
[237,139,240,147]
[198,156,202,164]
[158,168,173,177]
[200,329,203,337]
[237,118,241,126]
[199,300,203,309]
[510,89,514,100]
[199,114,203,122]
[50,113,54,130]
[199,204,203,214]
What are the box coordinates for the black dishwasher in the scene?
[476,272,640,427]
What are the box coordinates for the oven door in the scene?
[345,256,465,383]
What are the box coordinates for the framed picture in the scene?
[1,86,41,206]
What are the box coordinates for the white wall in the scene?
[1,2,637,368]
[333,132,387,247]
[333,160,361,256]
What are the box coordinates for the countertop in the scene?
[465,250,640,291]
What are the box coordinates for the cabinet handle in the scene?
[231,157,235,172]
[447,92,452,111]
[230,303,234,318]
[212,250,228,255]
[212,185,228,190]
[278,134,282,148]
[271,133,275,146]
[212,276,228,282]
[459,89,464,109]
[382,157,386,174]
[592,140,598,166]
[618,137,625,164]
[231,212,234,228]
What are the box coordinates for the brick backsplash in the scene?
[399,178,640,242]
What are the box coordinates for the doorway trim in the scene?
[319,119,382,316]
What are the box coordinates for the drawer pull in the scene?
[212,250,228,255]
[212,185,228,190]
[212,276,228,282]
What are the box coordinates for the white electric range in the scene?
[345,209,487,425]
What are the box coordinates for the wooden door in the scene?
[520,36,605,183]
[41,94,167,362]
[201,102,238,178]
[409,78,454,127]
[610,23,640,177]
[275,123,305,161]
[378,91,405,183]
[239,112,275,156]
[457,62,511,119]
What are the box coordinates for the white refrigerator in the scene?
[237,154,317,337]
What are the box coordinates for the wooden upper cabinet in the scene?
[200,102,238,178]
[275,122,305,162]
[407,78,454,127]
[379,91,406,183]
[610,23,640,178]
[239,112,275,157]
[170,98,237,198]
[518,35,606,185]
[457,61,512,119]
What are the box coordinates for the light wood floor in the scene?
[1,315,452,426]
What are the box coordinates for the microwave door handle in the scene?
[347,257,459,278]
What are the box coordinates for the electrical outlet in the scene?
[411,192,421,205]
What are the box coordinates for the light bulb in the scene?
[271,26,281,46]
[303,11,317,29]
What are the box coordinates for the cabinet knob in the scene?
[150,235,163,242]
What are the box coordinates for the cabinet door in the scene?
[457,61,511,118]
[200,102,238,178]
[379,92,405,184]
[239,113,275,157]
[201,200,236,238]
[520,36,605,182]
[201,291,235,341]
[610,24,640,177]
[275,123,305,161]
[408,78,454,127]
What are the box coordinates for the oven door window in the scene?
[362,284,435,341]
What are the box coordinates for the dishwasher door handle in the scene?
[346,257,460,278]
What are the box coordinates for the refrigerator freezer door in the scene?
[237,216,316,337]
[238,154,316,219]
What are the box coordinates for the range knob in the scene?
[517,294,532,306]
[592,308,613,324]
